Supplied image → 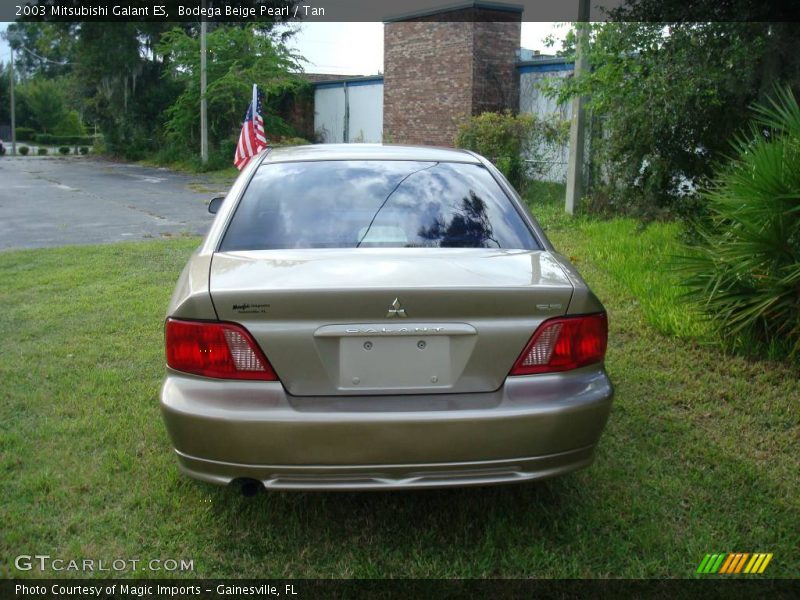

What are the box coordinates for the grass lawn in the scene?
[1,193,797,578]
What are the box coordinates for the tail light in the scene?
[509,313,607,375]
[165,318,278,381]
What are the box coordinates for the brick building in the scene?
[383,2,522,146]
[304,0,574,180]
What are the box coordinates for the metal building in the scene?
[313,76,384,143]
[518,57,574,183]
[308,56,574,183]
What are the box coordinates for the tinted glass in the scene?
[219,160,537,251]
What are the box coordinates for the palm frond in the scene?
[680,87,800,360]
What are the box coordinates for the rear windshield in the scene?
[219,160,538,251]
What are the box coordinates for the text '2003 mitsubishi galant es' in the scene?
[161,144,613,491]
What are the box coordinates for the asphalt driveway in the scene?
[0,156,232,250]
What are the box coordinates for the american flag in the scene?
[234,84,268,170]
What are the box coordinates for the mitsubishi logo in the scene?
[386,298,407,318]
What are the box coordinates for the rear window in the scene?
[219,160,538,251]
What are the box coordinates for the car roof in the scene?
[262,144,482,164]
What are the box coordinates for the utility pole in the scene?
[200,19,208,164]
[9,45,16,155]
[565,0,590,214]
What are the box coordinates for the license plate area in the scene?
[339,336,452,390]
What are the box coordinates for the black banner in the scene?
[3,0,800,23]
[2,579,800,600]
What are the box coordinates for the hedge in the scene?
[34,134,95,146]
[15,127,37,141]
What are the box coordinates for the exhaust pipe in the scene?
[235,478,263,497]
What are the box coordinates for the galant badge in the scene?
[386,298,407,318]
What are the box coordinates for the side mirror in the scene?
[208,197,225,214]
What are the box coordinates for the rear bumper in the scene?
[174,446,597,490]
[160,366,613,491]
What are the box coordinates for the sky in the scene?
[0,23,8,62]
[0,22,566,75]
[283,22,566,75]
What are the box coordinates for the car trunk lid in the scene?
[209,248,574,396]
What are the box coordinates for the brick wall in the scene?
[384,21,474,147]
[472,19,520,115]
[383,7,521,147]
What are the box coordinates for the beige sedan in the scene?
[161,144,613,492]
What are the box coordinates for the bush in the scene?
[37,147,48,156]
[79,147,89,155]
[217,138,238,163]
[151,139,241,172]
[547,23,797,220]
[35,133,94,146]
[273,136,310,147]
[53,110,85,137]
[58,146,70,155]
[18,146,30,156]
[92,134,106,155]
[34,133,54,145]
[15,127,37,141]
[196,147,236,172]
[682,87,800,360]
[454,111,567,191]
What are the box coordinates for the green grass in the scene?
[527,182,709,339]
[1,231,798,578]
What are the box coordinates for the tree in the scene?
[3,16,302,160]
[549,20,800,218]
[3,23,76,79]
[157,24,303,151]
[54,110,85,136]
[73,23,173,157]
[19,78,66,133]
[4,22,171,154]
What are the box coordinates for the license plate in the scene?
[339,336,451,390]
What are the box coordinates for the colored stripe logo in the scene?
[696,553,773,574]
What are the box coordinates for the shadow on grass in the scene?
[188,473,589,574]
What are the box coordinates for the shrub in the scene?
[18,146,30,156]
[198,147,236,172]
[58,146,70,155]
[15,127,37,141]
[218,137,238,163]
[681,87,800,360]
[79,147,89,155]
[53,110,85,137]
[37,147,48,156]
[454,111,567,192]
[35,133,94,146]
[273,136,310,147]
[92,134,106,155]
